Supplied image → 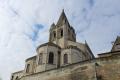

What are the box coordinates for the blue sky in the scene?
[0,0,120,80]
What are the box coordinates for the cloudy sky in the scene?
[0,0,120,80]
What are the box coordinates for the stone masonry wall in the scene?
[96,54,120,80]
[19,54,120,80]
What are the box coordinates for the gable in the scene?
[111,36,120,51]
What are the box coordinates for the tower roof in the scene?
[56,9,70,26]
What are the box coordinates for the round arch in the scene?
[48,52,54,64]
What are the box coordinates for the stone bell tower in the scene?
[49,10,76,48]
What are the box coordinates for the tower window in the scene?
[61,29,63,37]
[26,64,30,73]
[48,52,54,64]
[38,53,43,65]
[53,31,56,38]
[64,54,68,64]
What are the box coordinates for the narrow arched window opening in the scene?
[26,64,30,73]
[38,53,43,65]
[61,29,63,37]
[64,54,68,64]
[48,52,54,64]
[53,31,56,38]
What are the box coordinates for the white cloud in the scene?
[0,0,120,80]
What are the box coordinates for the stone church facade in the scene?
[11,10,120,80]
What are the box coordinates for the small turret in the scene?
[50,23,56,30]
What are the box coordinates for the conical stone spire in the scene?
[57,9,69,26]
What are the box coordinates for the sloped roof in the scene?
[37,42,61,50]
[26,56,36,62]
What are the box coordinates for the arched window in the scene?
[26,64,30,73]
[53,31,56,38]
[61,29,63,37]
[48,52,54,64]
[38,53,43,65]
[64,54,68,64]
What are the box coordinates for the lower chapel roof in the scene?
[37,42,61,50]
[26,56,36,62]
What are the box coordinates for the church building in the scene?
[11,10,120,80]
